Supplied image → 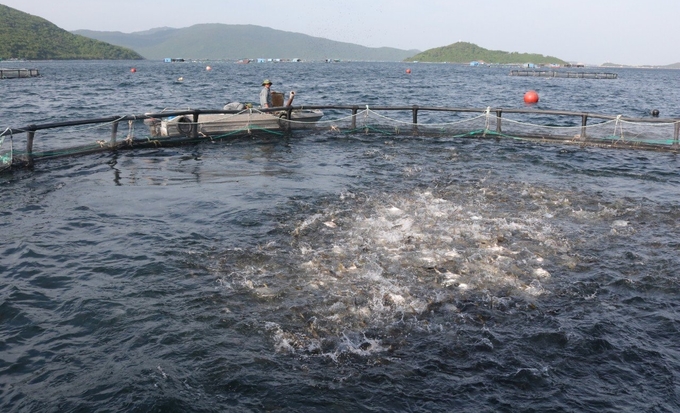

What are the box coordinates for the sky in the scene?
[2,0,679,66]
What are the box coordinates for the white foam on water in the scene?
[221,181,637,357]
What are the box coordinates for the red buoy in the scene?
[130,68,137,73]
[524,90,539,104]
[406,68,411,74]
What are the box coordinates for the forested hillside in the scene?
[0,5,142,60]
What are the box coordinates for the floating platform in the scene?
[510,70,617,79]
[0,68,40,79]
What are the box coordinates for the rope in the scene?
[360,107,488,128]
[314,109,368,126]
[614,115,624,141]
[484,107,492,132]
[127,120,135,141]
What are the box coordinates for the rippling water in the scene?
[1,61,680,412]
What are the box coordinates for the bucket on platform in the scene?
[272,92,284,107]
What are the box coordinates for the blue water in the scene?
[1,61,680,412]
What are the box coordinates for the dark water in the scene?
[1,61,680,412]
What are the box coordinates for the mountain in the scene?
[406,42,566,65]
[72,24,420,61]
[0,5,143,60]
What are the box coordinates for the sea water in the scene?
[1,60,679,412]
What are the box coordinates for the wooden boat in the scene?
[147,109,324,138]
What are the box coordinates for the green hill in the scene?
[406,42,566,65]
[0,5,143,60]
[601,62,680,69]
[73,24,421,61]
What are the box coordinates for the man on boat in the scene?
[260,79,296,108]
[260,79,273,108]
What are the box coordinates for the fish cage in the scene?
[1,105,679,171]
[0,68,40,79]
[509,70,618,79]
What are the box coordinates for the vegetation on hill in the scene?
[73,24,420,61]
[0,5,143,60]
[601,62,680,69]
[406,42,566,65]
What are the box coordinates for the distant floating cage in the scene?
[1,105,678,170]
[510,70,618,79]
[0,68,40,79]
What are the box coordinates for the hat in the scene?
[262,79,273,85]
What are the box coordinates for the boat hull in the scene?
[151,110,323,138]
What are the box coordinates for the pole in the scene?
[26,129,35,167]
[496,109,503,133]
[111,121,119,147]
[581,115,588,140]
[192,112,199,139]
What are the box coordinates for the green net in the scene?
[0,132,11,171]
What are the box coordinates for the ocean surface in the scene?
[1,60,679,412]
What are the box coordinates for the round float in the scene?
[523,90,539,104]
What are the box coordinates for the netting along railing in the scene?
[1,106,678,170]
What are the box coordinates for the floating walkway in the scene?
[510,70,618,79]
[0,68,40,79]
[1,105,678,171]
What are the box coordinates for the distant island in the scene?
[0,5,142,60]
[406,42,567,65]
[601,62,680,69]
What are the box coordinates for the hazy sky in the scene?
[3,0,679,65]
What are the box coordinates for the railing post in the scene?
[674,122,680,147]
[496,109,503,133]
[411,105,420,134]
[192,112,200,139]
[351,106,358,129]
[110,121,119,147]
[286,108,293,131]
[26,126,36,167]
[581,114,588,139]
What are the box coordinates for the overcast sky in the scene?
[3,0,679,65]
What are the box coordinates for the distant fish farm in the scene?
[510,70,618,79]
[0,68,40,79]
